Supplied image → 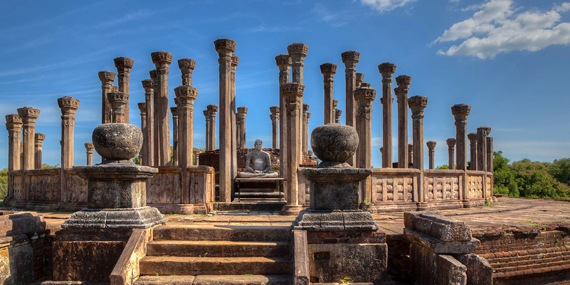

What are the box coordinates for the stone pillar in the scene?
[408,144,413,168]
[174,85,198,204]
[237,107,248,149]
[142,79,154,166]
[477,127,491,171]
[467,133,478,170]
[214,39,236,202]
[178,58,196,86]
[355,86,377,202]
[149,70,159,164]
[5,114,22,199]
[231,55,239,196]
[320,63,337,125]
[138,103,147,166]
[270,106,279,149]
[204,104,218,151]
[58,97,79,169]
[85,142,94,166]
[288,43,308,163]
[302,104,310,155]
[151,51,173,166]
[408,96,428,204]
[193,150,201,165]
[426,141,436,170]
[171,106,179,166]
[34,133,45,169]
[20,141,23,170]
[341,51,360,129]
[356,73,364,89]
[203,110,210,151]
[276,54,291,180]
[446,138,456,170]
[107,92,128,124]
[451,104,471,207]
[378,63,397,168]
[395,75,411,169]
[113,57,134,123]
[281,83,305,215]
[487,137,493,172]
[335,109,342,124]
[98,71,116,124]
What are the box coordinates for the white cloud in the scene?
[433,0,570,59]
[361,0,416,13]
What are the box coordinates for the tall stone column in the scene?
[288,43,308,163]
[408,144,413,168]
[320,63,337,124]
[446,138,456,169]
[451,104,471,207]
[206,104,218,151]
[98,71,116,124]
[174,85,198,204]
[236,107,248,149]
[487,137,493,172]
[335,109,342,124]
[138,103,147,166]
[395,75,411,169]
[270,106,279,149]
[355,86,377,202]
[171,106,179,166]
[20,141,23,170]
[151,51,173,166]
[427,141,436,169]
[378,63,397,168]
[178,58,196,86]
[34,133,45,169]
[107,92,128,123]
[193,150,201,165]
[231,55,239,195]
[5,114,22,199]
[341,51,360,166]
[408,96,428,204]
[58,97,79,169]
[203,110,210,151]
[85,143,94,166]
[477,127,491,171]
[149,70,159,164]
[302,104,310,154]
[142,79,154,166]
[214,39,236,202]
[276,54,291,180]
[356,73,364,89]
[468,133,478,170]
[113,57,134,123]
[281,83,304,215]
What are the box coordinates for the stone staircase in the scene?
[136,225,293,285]
[234,186,285,203]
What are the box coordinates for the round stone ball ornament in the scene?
[311,123,359,168]
[92,123,143,161]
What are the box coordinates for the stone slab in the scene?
[0,236,34,285]
[62,207,167,229]
[403,228,479,254]
[52,240,125,281]
[404,211,472,241]
[294,210,379,231]
[457,253,493,285]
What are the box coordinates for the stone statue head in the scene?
[254,139,263,151]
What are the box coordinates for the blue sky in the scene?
[1,0,569,169]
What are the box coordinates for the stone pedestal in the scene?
[34,133,45,169]
[113,57,134,123]
[85,142,94,166]
[427,141,437,170]
[447,138,456,169]
[378,63,397,168]
[237,106,248,149]
[409,96,428,205]
[276,54,291,183]
[151,51,173,166]
[396,75,411,169]
[270,106,279,149]
[320,63,337,124]
[142,79,154,166]
[468,133,477,170]
[98,71,115,124]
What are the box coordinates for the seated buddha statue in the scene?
[237,139,279,178]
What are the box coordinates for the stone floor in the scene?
[5,197,570,235]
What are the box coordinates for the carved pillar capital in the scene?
[287,43,309,58]
[333,100,339,109]
[427,141,437,150]
[341,50,360,66]
[170,106,178,118]
[98,70,116,86]
[138,102,147,115]
[335,109,342,123]
[151,51,173,75]
[283,83,305,107]
[378,62,397,81]
[174,85,198,107]
[408,96,428,119]
[356,73,364,88]
[5,114,22,132]
[58,96,80,115]
[446,138,456,149]
[18,107,41,122]
[477,126,492,136]
[107,92,128,123]
[113,57,134,76]
[468,133,478,144]
[35,133,46,144]
[320,63,337,75]
[178,58,196,86]
[355,87,377,109]
[451,104,471,125]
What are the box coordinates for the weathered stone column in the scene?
[335,109,342,124]
[58,97,79,169]
[276,54,291,180]
[178,58,196,86]
[378,63,397,168]
[208,104,218,151]
[341,51,360,130]
[171,106,179,166]
[288,43,308,163]
[281,83,305,215]
[355,86,377,202]
[138,103,147,166]
[477,127,491,171]
[270,106,279,149]
[237,106,248,149]
[98,71,116,124]
[333,99,338,113]
[231,55,239,195]
[446,138,456,169]
[113,57,134,123]
[20,141,23,170]
[174,85,198,204]
[320,63,337,124]
[408,144,413,168]
[85,143,94,166]
[426,141,436,170]
[487,137,493,172]
[451,104,471,207]
[34,133,45,169]
[408,96,428,204]
[149,71,159,164]
[151,51,173,166]
[142,79,154,166]
[395,75,411,169]
[5,114,22,199]
[356,73,364,89]
[302,104,310,154]
[193,150,201,165]
[468,133,478,170]
[107,92,128,124]
[214,39,236,202]
[203,110,210,151]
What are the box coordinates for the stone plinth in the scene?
[378,62,397,168]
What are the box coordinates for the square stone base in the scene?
[61,206,166,229]
[293,210,379,231]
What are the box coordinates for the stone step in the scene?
[234,192,284,198]
[147,240,291,257]
[139,256,293,276]
[233,198,284,203]
[153,225,291,242]
[213,202,287,212]
[135,275,292,285]
[237,188,281,193]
